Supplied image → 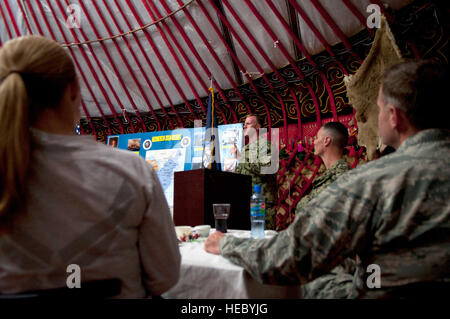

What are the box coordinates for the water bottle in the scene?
[250,185,265,239]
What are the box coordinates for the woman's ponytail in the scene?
[0,35,76,233]
[0,71,31,232]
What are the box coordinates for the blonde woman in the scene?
[0,36,180,298]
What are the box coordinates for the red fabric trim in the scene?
[266,0,316,67]
[277,93,290,151]
[114,0,183,128]
[52,0,128,133]
[305,83,322,133]
[36,1,115,135]
[286,0,352,76]
[175,0,252,114]
[206,0,275,131]
[22,1,43,35]
[223,0,288,85]
[159,1,235,124]
[17,1,33,35]
[310,0,352,50]
[277,143,316,208]
[288,0,336,57]
[351,150,360,168]
[143,1,208,118]
[125,0,199,121]
[244,0,323,133]
[146,2,228,126]
[266,0,338,123]
[78,0,149,132]
[319,71,338,121]
[80,100,97,140]
[289,148,314,193]
[310,0,363,64]
[198,0,260,114]
[291,161,321,207]
[0,2,14,39]
[342,0,375,36]
[3,1,21,37]
[214,3,275,91]
[108,6,174,130]
[57,3,128,134]
[289,87,303,140]
[149,1,207,99]
[409,42,422,59]
[98,1,166,131]
[276,147,298,186]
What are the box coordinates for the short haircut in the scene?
[246,113,261,125]
[323,121,349,149]
[382,59,449,130]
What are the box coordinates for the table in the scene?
[163,230,302,299]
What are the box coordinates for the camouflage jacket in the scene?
[236,137,278,230]
[221,129,450,298]
[295,158,351,215]
[294,158,354,298]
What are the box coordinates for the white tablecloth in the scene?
[163,230,302,299]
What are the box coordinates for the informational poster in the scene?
[107,129,193,213]
[145,148,186,208]
[218,123,243,172]
[106,123,244,211]
[192,126,205,171]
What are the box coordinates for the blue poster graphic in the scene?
[218,123,243,172]
[106,124,243,211]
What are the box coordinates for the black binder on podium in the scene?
[173,169,252,230]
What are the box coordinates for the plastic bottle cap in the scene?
[254,185,261,193]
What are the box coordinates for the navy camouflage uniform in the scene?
[236,137,278,230]
[293,157,362,298]
[221,129,450,298]
[295,158,351,215]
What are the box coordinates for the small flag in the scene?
[75,122,81,135]
[203,87,221,170]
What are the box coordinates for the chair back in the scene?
[0,278,121,299]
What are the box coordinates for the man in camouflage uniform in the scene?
[295,121,351,215]
[206,60,450,298]
[292,121,362,298]
[233,114,278,230]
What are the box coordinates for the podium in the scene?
[173,169,252,230]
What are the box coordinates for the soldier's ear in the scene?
[387,105,401,132]
[390,106,411,134]
[324,136,332,147]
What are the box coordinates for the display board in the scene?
[107,124,243,213]
[218,123,243,172]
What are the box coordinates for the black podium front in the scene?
[173,169,252,230]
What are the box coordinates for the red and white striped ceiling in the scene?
[0,0,412,124]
